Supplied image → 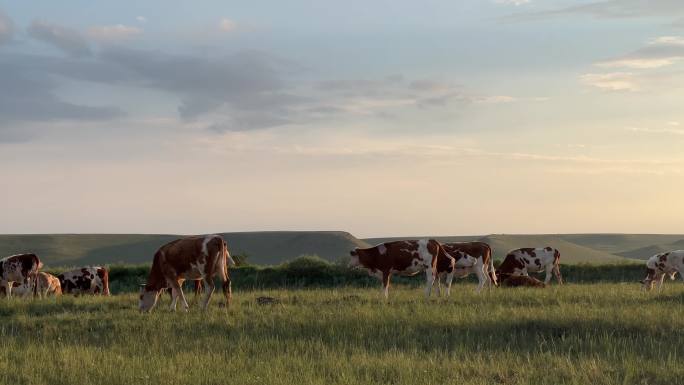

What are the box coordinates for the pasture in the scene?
[1,283,683,385]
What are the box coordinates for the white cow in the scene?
[642,251,684,291]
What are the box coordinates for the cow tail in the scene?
[102,268,111,296]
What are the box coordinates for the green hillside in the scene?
[0,232,369,267]
[4,232,684,267]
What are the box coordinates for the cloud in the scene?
[27,20,91,57]
[508,0,684,22]
[580,72,638,91]
[136,16,147,23]
[494,0,530,6]
[626,126,684,135]
[88,24,142,41]
[0,57,123,131]
[219,18,237,32]
[596,36,684,69]
[0,10,13,45]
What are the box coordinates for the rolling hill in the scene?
[3,232,684,267]
[0,232,369,267]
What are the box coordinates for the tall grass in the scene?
[0,284,683,384]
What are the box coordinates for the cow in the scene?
[642,251,684,291]
[13,272,62,298]
[348,239,455,299]
[58,267,110,296]
[437,242,497,293]
[0,253,43,298]
[139,234,234,312]
[497,247,562,285]
[498,273,546,288]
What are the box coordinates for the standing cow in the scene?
[642,251,684,291]
[349,239,455,299]
[139,235,234,312]
[0,253,43,298]
[58,267,110,296]
[438,242,497,293]
[497,247,562,285]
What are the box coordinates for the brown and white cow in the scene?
[497,247,562,285]
[642,250,684,291]
[498,274,546,288]
[438,242,497,293]
[0,253,43,298]
[139,234,234,312]
[58,267,110,296]
[13,272,62,297]
[349,239,455,299]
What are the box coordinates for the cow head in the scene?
[641,268,658,291]
[139,284,162,312]
[348,249,361,269]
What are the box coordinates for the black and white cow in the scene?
[0,254,43,298]
[58,267,110,296]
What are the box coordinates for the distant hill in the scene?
[4,232,684,267]
[0,231,370,267]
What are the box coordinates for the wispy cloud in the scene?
[596,36,684,69]
[219,18,237,32]
[494,0,530,6]
[0,9,13,45]
[27,20,91,57]
[88,24,143,41]
[580,72,638,91]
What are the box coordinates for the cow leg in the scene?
[424,268,436,298]
[435,273,442,297]
[553,265,563,285]
[544,265,554,285]
[657,274,666,291]
[169,286,179,311]
[381,272,391,300]
[201,277,216,310]
[474,261,487,293]
[444,271,454,297]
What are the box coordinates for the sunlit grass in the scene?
[0,283,682,385]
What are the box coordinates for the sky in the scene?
[1,0,684,237]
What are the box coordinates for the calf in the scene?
[438,242,497,293]
[642,251,684,291]
[58,267,110,296]
[349,239,455,299]
[139,235,234,312]
[0,253,43,298]
[498,273,546,288]
[497,247,562,285]
[13,272,62,297]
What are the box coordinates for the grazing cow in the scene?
[497,247,562,285]
[139,235,234,312]
[349,239,455,299]
[0,253,43,298]
[13,272,62,298]
[498,273,546,288]
[58,267,110,296]
[642,251,684,291]
[438,242,497,293]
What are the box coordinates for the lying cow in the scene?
[58,267,110,296]
[0,253,43,298]
[12,272,62,298]
[349,239,455,299]
[642,251,684,291]
[139,234,235,312]
[437,242,497,293]
[497,247,562,285]
[498,273,546,288]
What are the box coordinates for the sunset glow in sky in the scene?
[2,1,684,237]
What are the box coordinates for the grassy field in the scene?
[1,283,683,385]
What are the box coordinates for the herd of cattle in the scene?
[0,234,682,311]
